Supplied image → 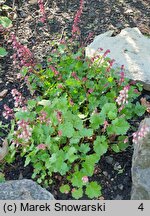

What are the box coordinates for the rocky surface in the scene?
[131,118,150,200]
[86,27,150,90]
[0,179,55,200]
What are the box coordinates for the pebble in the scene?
[118,184,124,190]
[102,171,108,177]
[124,9,134,14]
[105,156,113,165]
[114,162,122,171]
[0,89,8,98]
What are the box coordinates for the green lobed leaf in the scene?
[90,113,105,130]
[60,184,70,194]
[79,143,90,154]
[107,117,130,135]
[85,182,102,199]
[82,154,100,176]
[71,171,85,187]
[111,144,120,153]
[93,135,108,156]
[59,121,74,138]
[72,187,83,199]
[15,111,36,121]
[65,147,78,163]
[134,102,146,117]
[101,103,117,120]
[79,128,93,137]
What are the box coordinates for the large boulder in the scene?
[131,118,150,199]
[0,179,55,200]
[86,27,150,90]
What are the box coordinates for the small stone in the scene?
[0,89,8,98]
[102,171,108,176]
[105,156,113,165]
[114,162,122,171]
[118,184,124,190]
[124,9,134,14]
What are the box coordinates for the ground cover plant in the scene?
[0,0,147,199]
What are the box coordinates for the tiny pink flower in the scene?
[82,77,87,82]
[71,188,76,193]
[71,72,79,80]
[3,105,14,119]
[58,84,63,89]
[69,98,74,106]
[134,89,140,94]
[124,138,128,143]
[132,125,149,144]
[64,190,69,194]
[82,176,89,183]
[37,144,47,150]
[49,65,59,76]
[88,88,94,94]
[58,130,62,137]
[56,111,62,123]
[103,120,109,132]
[97,47,103,52]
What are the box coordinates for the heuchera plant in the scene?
[1,0,146,199]
[3,39,146,199]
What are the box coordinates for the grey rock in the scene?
[86,28,150,91]
[131,118,150,200]
[0,179,55,200]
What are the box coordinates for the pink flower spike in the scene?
[72,0,84,37]
[103,49,110,57]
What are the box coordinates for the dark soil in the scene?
[0,0,150,200]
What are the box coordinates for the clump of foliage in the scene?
[0,0,146,199]
[2,38,146,199]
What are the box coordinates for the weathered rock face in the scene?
[131,118,150,200]
[0,179,55,200]
[86,27,150,90]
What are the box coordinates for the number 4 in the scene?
[138,203,144,211]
